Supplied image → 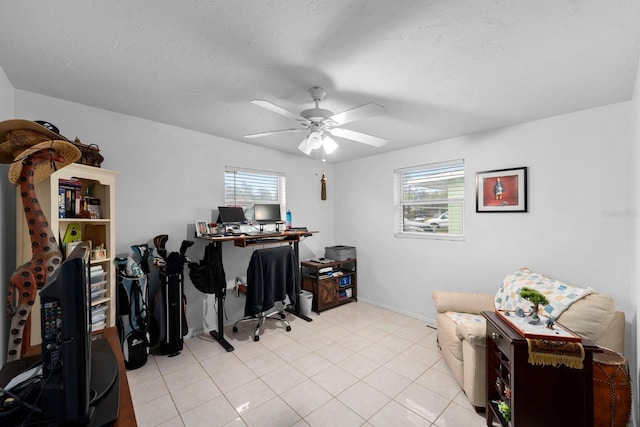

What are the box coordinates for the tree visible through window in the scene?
[395,160,464,238]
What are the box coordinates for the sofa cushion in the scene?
[436,312,464,361]
[556,292,616,343]
[455,320,487,347]
[495,267,593,319]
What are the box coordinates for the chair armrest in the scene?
[432,290,495,314]
[456,321,487,346]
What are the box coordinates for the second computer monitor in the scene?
[217,206,247,225]
[254,203,282,224]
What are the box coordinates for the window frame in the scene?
[394,159,465,241]
[224,166,286,221]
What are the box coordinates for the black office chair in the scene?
[232,246,299,342]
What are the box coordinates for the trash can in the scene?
[299,290,313,316]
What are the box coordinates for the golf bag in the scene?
[115,269,149,370]
[152,237,193,356]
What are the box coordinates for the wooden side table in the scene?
[483,311,598,427]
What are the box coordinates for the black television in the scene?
[217,206,247,224]
[253,203,282,225]
[39,245,92,423]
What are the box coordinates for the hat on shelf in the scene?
[0,119,81,185]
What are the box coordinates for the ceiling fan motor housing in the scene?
[300,108,334,122]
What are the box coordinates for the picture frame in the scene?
[66,240,92,259]
[195,220,210,237]
[476,167,528,212]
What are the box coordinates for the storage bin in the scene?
[339,276,351,287]
[325,245,356,261]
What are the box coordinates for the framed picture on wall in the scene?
[476,167,528,212]
[195,220,210,237]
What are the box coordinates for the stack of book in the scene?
[318,265,333,279]
[58,179,102,219]
[58,179,82,218]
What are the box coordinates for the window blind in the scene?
[224,167,286,213]
[394,159,464,238]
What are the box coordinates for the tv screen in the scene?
[254,204,282,224]
[217,206,247,224]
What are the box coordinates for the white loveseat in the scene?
[432,268,625,409]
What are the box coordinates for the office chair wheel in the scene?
[232,326,238,333]
[286,325,291,332]
[280,313,286,319]
[253,335,260,342]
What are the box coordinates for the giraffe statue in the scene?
[6,148,67,361]
[1,120,81,361]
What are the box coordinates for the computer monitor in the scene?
[253,203,282,224]
[217,206,247,224]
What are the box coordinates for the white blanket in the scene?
[494,267,592,320]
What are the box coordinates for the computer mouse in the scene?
[319,257,325,261]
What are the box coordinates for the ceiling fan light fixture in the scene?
[322,135,338,154]
[298,137,312,155]
[308,131,323,149]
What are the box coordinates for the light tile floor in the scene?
[126,302,489,427]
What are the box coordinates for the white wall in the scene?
[13,90,336,336]
[0,66,15,364]
[334,102,635,353]
[630,51,640,426]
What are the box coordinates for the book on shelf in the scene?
[318,266,333,274]
[58,179,82,218]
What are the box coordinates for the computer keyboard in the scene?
[246,231,274,236]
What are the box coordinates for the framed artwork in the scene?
[476,167,528,212]
[195,220,210,237]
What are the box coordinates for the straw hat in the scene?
[0,119,81,185]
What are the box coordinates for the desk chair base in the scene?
[232,308,291,342]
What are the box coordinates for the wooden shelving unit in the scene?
[301,259,357,313]
[16,163,118,345]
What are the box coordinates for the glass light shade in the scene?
[322,135,338,154]
[298,137,312,155]
[308,131,323,149]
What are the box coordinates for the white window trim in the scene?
[394,159,465,241]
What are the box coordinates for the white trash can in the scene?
[299,290,313,316]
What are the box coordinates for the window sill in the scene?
[394,232,465,242]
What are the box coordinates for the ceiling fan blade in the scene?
[244,128,307,138]
[251,99,310,124]
[329,102,385,126]
[329,128,388,147]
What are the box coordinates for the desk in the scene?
[197,230,316,352]
[0,327,135,426]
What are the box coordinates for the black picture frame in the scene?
[476,167,528,212]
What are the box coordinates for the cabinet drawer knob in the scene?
[491,332,502,340]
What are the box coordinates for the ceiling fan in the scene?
[244,87,387,156]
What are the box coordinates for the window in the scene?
[394,159,464,239]
[224,167,286,220]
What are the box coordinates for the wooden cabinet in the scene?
[16,163,118,345]
[301,259,357,313]
[482,311,598,427]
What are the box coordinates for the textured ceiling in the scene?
[1,0,639,163]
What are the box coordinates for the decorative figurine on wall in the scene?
[321,173,327,200]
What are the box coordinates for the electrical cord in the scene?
[20,357,60,427]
